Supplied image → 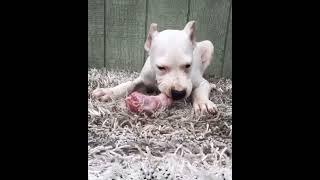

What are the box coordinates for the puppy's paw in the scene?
[193,99,218,115]
[92,88,114,101]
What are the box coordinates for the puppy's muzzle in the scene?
[171,89,186,100]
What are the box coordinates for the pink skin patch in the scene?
[125,91,173,114]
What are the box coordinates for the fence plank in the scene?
[88,0,104,68]
[147,0,189,31]
[189,0,231,77]
[105,0,147,72]
[223,6,232,78]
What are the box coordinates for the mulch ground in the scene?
[88,68,232,180]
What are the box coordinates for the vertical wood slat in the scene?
[223,6,232,78]
[147,0,189,31]
[189,0,231,77]
[88,0,104,68]
[104,0,147,72]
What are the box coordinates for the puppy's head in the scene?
[144,21,196,100]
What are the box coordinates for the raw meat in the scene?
[125,91,172,114]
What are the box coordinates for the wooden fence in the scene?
[88,0,232,78]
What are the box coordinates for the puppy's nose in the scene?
[171,89,186,100]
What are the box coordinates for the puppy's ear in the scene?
[183,20,196,46]
[195,40,214,68]
[144,23,159,52]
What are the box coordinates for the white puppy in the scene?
[93,21,217,115]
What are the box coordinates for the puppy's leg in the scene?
[93,57,155,101]
[192,78,217,115]
[191,40,217,115]
[92,77,143,101]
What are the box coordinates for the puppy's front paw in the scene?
[92,88,114,101]
[193,99,218,115]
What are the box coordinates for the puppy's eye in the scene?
[185,64,191,68]
[157,66,166,71]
